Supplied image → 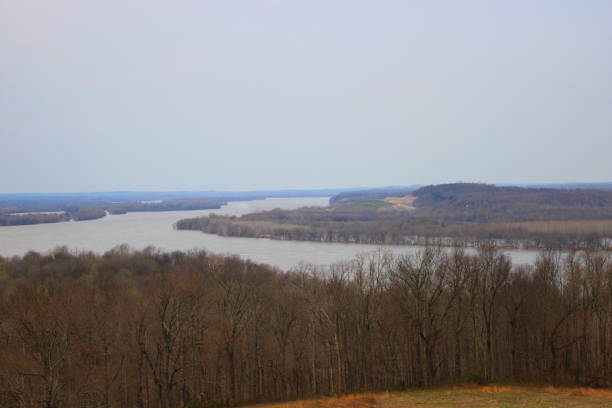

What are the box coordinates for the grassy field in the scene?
[337,200,393,210]
[249,386,612,408]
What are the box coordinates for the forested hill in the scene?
[329,183,612,222]
[411,183,612,222]
[179,183,612,248]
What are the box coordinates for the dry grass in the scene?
[254,393,383,408]
[384,195,416,210]
[540,386,612,399]
[247,386,612,408]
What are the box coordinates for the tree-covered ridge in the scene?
[411,183,612,222]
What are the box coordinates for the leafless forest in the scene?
[0,246,610,408]
[177,184,612,248]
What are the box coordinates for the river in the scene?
[0,197,543,269]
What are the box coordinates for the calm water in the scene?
[0,197,542,270]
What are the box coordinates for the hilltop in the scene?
[411,183,612,222]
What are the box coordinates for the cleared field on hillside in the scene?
[249,386,612,408]
[384,195,416,209]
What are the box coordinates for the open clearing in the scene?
[249,386,612,408]
[384,195,416,209]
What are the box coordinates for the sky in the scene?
[1,0,611,193]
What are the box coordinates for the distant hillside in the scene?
[179,183,612,248]
[332,182,612,222]
[510,182,612,191]
[412,183,612,222]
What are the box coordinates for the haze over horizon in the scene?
[3,181,612,197]
[1,1,611,194]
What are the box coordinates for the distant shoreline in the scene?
[181,228,612,252]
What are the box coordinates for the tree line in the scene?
[0,246,609,408]
[0,199,224,227]
[108,200,223,215]
[175,207,612,249]
[0,212,69,226]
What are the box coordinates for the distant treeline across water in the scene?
[0,200,225,226]
[177,183,612,249]
[0,188,354,226]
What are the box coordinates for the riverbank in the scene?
[175,215,612,252]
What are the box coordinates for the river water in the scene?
[0,197,542,270]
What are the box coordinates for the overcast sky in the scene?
[1,1,611,193]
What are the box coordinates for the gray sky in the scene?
[1,0,611,193]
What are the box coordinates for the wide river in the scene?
[0,197,542,270]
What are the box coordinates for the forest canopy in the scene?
[0,246,609,408]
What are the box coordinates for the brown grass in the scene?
[541,386,612,399]
[247,386,612,408]
[384,195,416,209]
[263,393,383,408]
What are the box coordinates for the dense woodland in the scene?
[412,184,612,222]
[107,200,224,215]
[177,184,612,249]
[0,247,610,408]
[70,207,108,221]
[0,213,69,227]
